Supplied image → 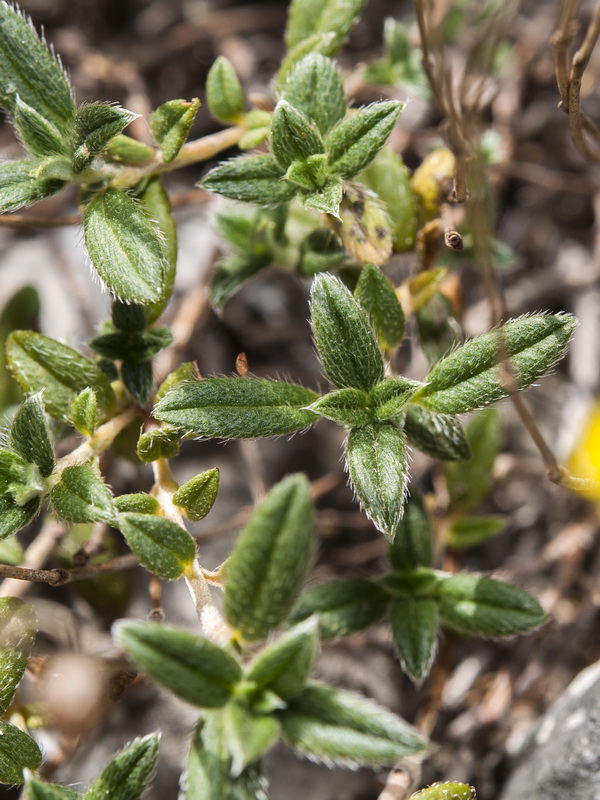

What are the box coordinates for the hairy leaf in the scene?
[0,598,37,715]
[0,159,65,213]
[51,464,116,524]
[285,0,366,53]
[283,54,345,135]
[203,155,296,205]
[173,468,220,521]
[118,512,196,580]
[370,378,421,421]
[355,262,405,348]
[150,98,200,162]
[0,722,42,785]
[84,733,160,800]
[71,103,137,173]
[14,96,68,157]
[10,393,54,477]
[206,57,245,124]
[389,492,433,570]
[271,100,324,170]
[309,388,371,427]
[223,702,280,776]
[404,405,470,461]
[390,596,438,685]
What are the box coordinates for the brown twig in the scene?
[0,553,139,587]
[567,2,600,160]
[0,519,67,598]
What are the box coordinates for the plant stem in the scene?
[0,518,67,598]
[56,406,140,471]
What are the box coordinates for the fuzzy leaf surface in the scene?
[0,159,65,213]
[301,176,342,215]
[413,314,578,414]
[51,465,116,524]
[311,273,384,391]
[0,598,37,714]
[370,378,421,421]
[271,100,324,169]
[327,101,404,179]
[173,468,220,521]
[70,388,97,436]
[71,103,137,172]
[10,394,54,477]
[203,155,296,205]
[118,512,196,580]
[437,574,548,636]
[389,492,433,570]
[355,262,405,348]
[0,722,42,785]
[23,774,79,799]
[224,474,313,641]
[83,733,160,800]
[0,495,40,540]
[279,682,426,767]
[154,377,318,438]
[0,3,74,128]
[138,176,177,322]
[150,98,199,162]
[309,388,371,427]
[289,578,388,639]
[390,596,438,685]
[206,57,245,124]
[84,188,169,304]
[283,54,345,134]
[114,621,242,708]
[223,702,280,776]
[285,0,365,52]
[6,330,115,420]
[346,422,408,539]
[404,405,470,461]
[14,96,68,157]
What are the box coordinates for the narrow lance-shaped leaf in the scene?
[154,377,319,439]
[71,103,138,173]
[0,3,75,127]
[0,722,42,785]
[346,422,408,540]
[70,387,98,437]
[23,773,79,799]
[0,598,37,715]
[206,57,245,124]
[390,596,438,685]
[83,733,160,800]
[118,512,196,580]
[114,621,242,708]
[10,393,55,477]
[311,273,384,391]
[6,330,115,420]
[437,573,548,637]
[14,96,68,157]
[203,154,296,205]
[224,474,314,641]
[390,492,433,570]
[327,101,404,179]
[370,378,421,421]
[355,262,405,349]
[404,405,470,462]
[278,682,426,768]
[271,100,324,170]
[0,159,65,213]
[150,98,200,163]
[84,188,169,305]
[139,176,177,322]
[283,54,345,135]
[413,314,578,414]
[309,388,371,427]
[289,578,389,639]
[51,464,117,524]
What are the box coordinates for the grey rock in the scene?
[501,660,600,800]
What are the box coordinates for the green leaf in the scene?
[183,713,267,800]
[203,154,296,205]
[114,493,160,515]
[10,393,54,477]
[445,409,502,510]
[14,95,68,157]
[437,574,548,637]
[0,495,40,540]
[83,733,160,800]
[298,228,347,276]
[448,515,506,549]
[404,405,470,461]
[105,134,155,165]
[84,188,169,305]
[223,702,280,776]
[271,100,324,170]
[89,329,172,362]
[150,98,200,162]
[154,377,318,439]
[0,3,74,128]
[6,330,115,420]
[23,773,79,800]
[139,176,177,322]
[0,721,42,785]
[327,101,404,179]
[114,621,242,708]
[346,422,408,539]
[285,0,366,53]
[224,474,313,641]
[279,682,426,768]
[390,596,438,685]
[71,103,137,173]
[136,427,181,463]
[276,33,338,90]
[121,360,153,405]
[245,618,318,700]
[0,598,37,714]
[0,537,24,565]
[389,492,433,570]
[155,362,198,403]
[289,579,388,639]
[370,378,421,421]
[410,783,476,800]
[311,273,384,391]
[301,176,342,215]
[206,57,245,124]
[413,314,578,414]
[173,468,220,521]
[51,464,117,524]
[0,285,40,413]
[283,54,345,135]
[0,159,65,213]
[70,388,98,436]
[309,388,371,427]
[359,147,417,252]
[355,263,405,348]
[118,512,196,580]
